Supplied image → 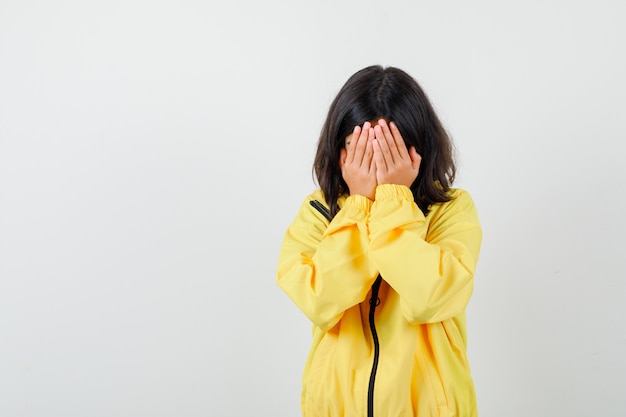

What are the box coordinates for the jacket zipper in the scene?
[310,200,383,416]
[367,275,383,417]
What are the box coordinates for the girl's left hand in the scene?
[372,120,421,188]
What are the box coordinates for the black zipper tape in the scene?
[310,200,331,221]
[367,275,382,417]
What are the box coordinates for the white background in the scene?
[1,1,625,416]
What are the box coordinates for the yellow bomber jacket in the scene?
[277,184,482,417]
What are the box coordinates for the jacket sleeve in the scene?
[276,192,379,331]
[368,184,482,324]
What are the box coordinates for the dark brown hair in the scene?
[313,65,456,218]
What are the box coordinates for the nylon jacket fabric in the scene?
[277,184,482,417]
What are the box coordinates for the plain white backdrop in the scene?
[1,0,625,416]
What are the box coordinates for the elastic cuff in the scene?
[375,184,413,201]
[344,194,373,212]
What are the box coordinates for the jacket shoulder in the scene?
[308,189,327,204]
[429,188,480,224]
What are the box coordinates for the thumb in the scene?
[409,147,422,170]
[339,148,347,169]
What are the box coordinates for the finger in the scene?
[377,120,402,163]
[369,144,377,175]
[374,124,394,167]
[353,122,371,165]
[362,127,376,168]
[389,121,409,159]
[382,120,405,160]
[346,125,360,164]
[372,138,387,174]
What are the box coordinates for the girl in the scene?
[277,65,482,417]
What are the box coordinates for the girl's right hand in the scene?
[340,122,377,201]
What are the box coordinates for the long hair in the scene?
[313,65,456,218]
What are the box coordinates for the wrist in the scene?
[350,191,375,201]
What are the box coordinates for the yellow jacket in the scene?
[277,184,482,417]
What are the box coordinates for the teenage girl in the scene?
[277,65,482,417]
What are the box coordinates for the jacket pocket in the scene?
[441,319,466,353]
[413,352,449,416]
[303,333,335,401]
